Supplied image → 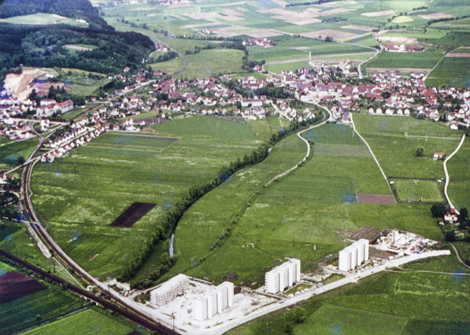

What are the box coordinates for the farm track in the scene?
[443,134,466,214]
[350,113,393,194]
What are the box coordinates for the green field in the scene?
[294,304,408,335]
[0,13,89,27]
[31,116,279,278]
[0,138,39,170]
[0,273,85,334]
[23,308,146,335]
[426,57,470,88]
[365,50,444,69]
[447,137,470,210]
[162,120,449,286]
[354,115,462,178]
[392,179,445,202]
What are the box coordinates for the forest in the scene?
[0,0,154,88]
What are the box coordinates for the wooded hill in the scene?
[0,0,154,88]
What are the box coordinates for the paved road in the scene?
[208,250,451,335]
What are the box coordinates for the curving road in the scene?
[443,134,465,214]
[266,103,330,186]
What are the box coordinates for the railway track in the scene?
[18,142,177,335]
[0,249,177,335]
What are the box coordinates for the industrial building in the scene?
[193,282,234,321]
[150,274,189,306]
[265,258,301,294]
[338,239,369,271]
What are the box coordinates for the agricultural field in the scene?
[353,115,462,178]
[0,13,89,27]
[181,48,245,79]
[391,179,445,203]
[0,267,85,334]
[30,116,280,279]
[163,120,446,286]
[23,307,151,335]
[447,138,470,211]
[365,49,444,71]
[425,57,470,88]
[0,138,39,171]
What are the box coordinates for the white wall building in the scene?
[265,258,301,294]
[193,281,234,321]
[338,239,369,272]
[150,274,189,306]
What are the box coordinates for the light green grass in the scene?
[31,117,276,278]
[182,49,245,79]
[23,308,136,335]
[0,138,39,170]
[354,115,462,178]
[294,303,408,335]
[365,50,444,69]
[447,137,470,210]
[0,13,88,27]
[392,179,445,202]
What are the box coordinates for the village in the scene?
[0,55,470,176]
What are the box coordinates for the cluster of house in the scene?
[243,38,277,48]
[35,99,74,118]
[154,43,168,53]
[149,274,234,321]
[40,118,107,163]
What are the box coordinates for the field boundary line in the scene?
[423,53,446,81]
[449,243,470,271]
[443,134,465,214]
[350,114,392,194]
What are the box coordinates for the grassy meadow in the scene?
[447,137,470,210]
[162,120,446,286]
[22,307,150,335]
[30,116,280,279]
[392,179,445,203]
[353,115,462,178]
[0,138,39,170]
[0,13,88,27]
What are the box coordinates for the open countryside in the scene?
[0,0,469,334]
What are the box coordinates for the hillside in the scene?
[0,0,154,88]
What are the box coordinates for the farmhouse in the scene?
[433,152,445,160]
[150,274,189,306]
[265,258,301,294]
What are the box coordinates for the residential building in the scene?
[150,274,189,306]
[265,258,301,294]
[193,281,234,321]
[338,239,369,272]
